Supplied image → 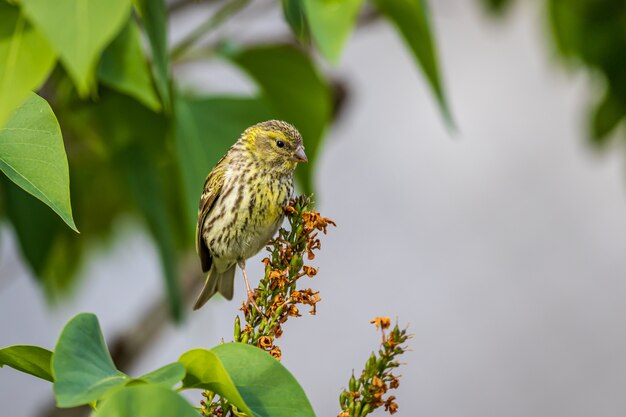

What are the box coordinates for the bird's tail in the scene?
[193,264,236,310]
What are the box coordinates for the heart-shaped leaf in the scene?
[302,0,364,63]
[97,384,198,417]
[282,0,309,42]
[374,0,453,126]
[0,93,77,231]
[0,1,56,128]
[591,91,625,144]
[116,145,183,321]
[133,0,170,111]
[134,362,185,387]
[52,313,128,407]
[99,19,161,112]
[179,343,315,417]
[21,0,131,96]
[179,348,251,415]
[0,345,53,382]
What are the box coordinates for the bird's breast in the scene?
[203,166,293,261]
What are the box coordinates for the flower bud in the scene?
[349,374,357,392]
[234,316,241,341]
[340,391,348,406]
[354,402,362,417]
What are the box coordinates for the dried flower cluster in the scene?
[234,195,335,359]
[201,195,335,416]
[338,318,410,417]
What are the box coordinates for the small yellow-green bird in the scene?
[193,120,308,310]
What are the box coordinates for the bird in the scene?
[193,120,308,311]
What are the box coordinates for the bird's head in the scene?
[242,120,307,172]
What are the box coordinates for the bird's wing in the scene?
[196,159,227,272]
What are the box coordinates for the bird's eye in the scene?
[276,140,285,148]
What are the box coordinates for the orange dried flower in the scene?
[371,376,384,388]
[269,346,282,361]
[257,336,273,350]
[290,290,302,302]
[301,212,336,234]
[287,304,301,317]
[302,265,318,277]
[371,317,391,330]
[384,396,398,414]
[273,294,285,307]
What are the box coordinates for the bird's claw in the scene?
[246,290,264,316]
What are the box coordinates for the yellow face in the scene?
[245,120,308,170]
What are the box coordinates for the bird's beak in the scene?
[292,145,308,163]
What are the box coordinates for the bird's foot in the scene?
[246,289,264,316]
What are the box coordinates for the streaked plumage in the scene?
[193,120,307,310]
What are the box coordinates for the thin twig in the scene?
[170,0,251,60]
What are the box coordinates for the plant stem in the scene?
[170,0,250,60]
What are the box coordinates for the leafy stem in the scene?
[201,194,335,416]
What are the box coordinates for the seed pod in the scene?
[340,391,348,406]
[349,375,357,392]
[234,316,241,341]
[367,353,376,370]
[354,402,362,417]
[359,404,371,417]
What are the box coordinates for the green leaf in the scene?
[0,93,77,231]
[0,1,56,128]
[481,0,515,15]
[99,19,161,112]
[64,87,184,320]
[228,45,333,194]
[174,95,272,231]
[97,385,198,417]
[117,145,183,321]
[134,0,170,111]
[180,343,315,417]
[2,174,82,298]
[178,348,251,415]
[3,175,63,277]
[282,0,309,43]
[591,91,625,144]
[374,0,453,126]
[547,0,580,59]
[302,0,364,63]
[52,313,128,407]
[0,345,53,382]
[20,0,131,96]
[135,362,185,387]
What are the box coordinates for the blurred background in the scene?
[2,0,626,416]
